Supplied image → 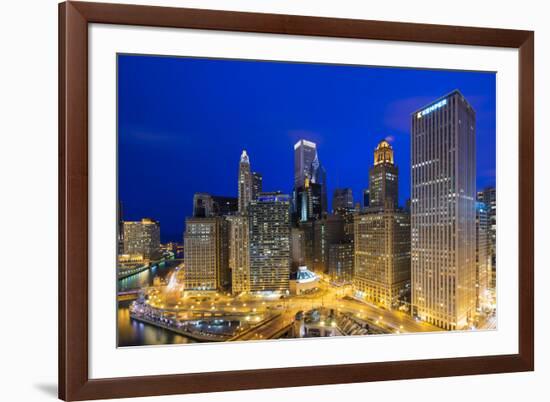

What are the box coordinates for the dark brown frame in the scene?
[59,1,534,400]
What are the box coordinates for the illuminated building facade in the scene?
[227,215,250,294]
[354,139,410,309]
[123,218,160,259]
[238,150,253,213]
[294,139,317,190]
[293,139,328,218]
[476,201,491,310]
[369,140,398,210]
[328,242,354,283]
[248,193,291,292]
[296,178,323,222]
[411,90,477,330]
[477,186,496,290]
[183,217,229,290]
[354,210,410,308]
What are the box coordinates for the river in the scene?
[117,259,196,347]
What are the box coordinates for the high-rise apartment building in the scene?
[183,217,229,290]
[227,215,249,294]
[123,218,161,259]
[248,192,291,292]
[411,90,477,330]
[238,150,253,213]
[369,140,398,210]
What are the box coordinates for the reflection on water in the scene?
[117,260,195,347]
[118,301,195,346]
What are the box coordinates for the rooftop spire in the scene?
[240,150,250,164]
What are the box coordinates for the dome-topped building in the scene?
[289,266,320,295]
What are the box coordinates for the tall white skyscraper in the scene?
[411,90,477,330]
[294,139,317,190]
[238,150,253,213]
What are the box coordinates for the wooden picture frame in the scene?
[59,1,534,400]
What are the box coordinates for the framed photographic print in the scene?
[59,1,534,400]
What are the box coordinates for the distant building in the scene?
[328,242,354,283]
[296,178,323,222]
[333,188,354,214]
[123,218,160,259]
[238,150,253,213]
[183,217,229,290]
[291,227,306,270]
[248,192,291,293]
[117,201,124,255]
[477,187,496,290]
[193,193,214,217]
[411,90,477,330]
[193,193,238,217]
[369,140,398,210]
[293,139,328,217]
[310,152,328,214]
[312,214,347,274]
[294,139,317,191]
[251,172,263,201]
[476,201,491,311]
[227,215,249,294]
[363,189,370,209]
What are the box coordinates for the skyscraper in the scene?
[311,152,328,214]
[294,139,328,217]
[353,140,410,309]
[411,90,477,330]
[227,215,249,294]
[248,192,291,292]
[183,216,229,290]
[123,218,161,259]
[296,178,323,222]
[238,150,253,213]
[294,139,317,190]
[312,214,347,274]
[251,171,263,201]
[477,186,496,291]
[369,140,398,210]
[476,201,491,311]
[332,188,354,214]
[363,189,370,209]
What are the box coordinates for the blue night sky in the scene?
[118,54,496,243]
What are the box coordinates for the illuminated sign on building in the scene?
[417,99,447,118]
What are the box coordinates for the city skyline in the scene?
[118,55,496,242]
